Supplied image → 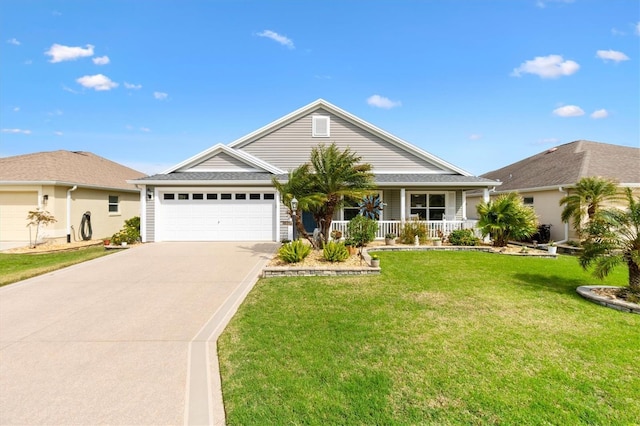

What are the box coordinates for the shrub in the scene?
[323,241,350,262]
[399,220,428,244]
[278,240,312,263]
[111,216,141,245]
[346,215,378,247]
[448,229,480,246]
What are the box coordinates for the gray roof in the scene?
[133,171,497,187]
[481,140,640,192]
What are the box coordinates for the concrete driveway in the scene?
[0,242,278,425]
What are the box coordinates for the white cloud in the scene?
[553,105,584,117]
[13,107,20,112]
[124,82,142,90]
[92,55,110,65]
[7,38,21,45]
[469,134,482,140]
[62,84,80,94]
[46,43,94,63]
[76,74,118,91]
[140,127,151,132]
[535,0,574,8]
[2,128,31,135]
[24,59,33,65]
[54,131,63,136]
[611,28,625,36]
[153,91,168,100]
[366,95,402,109]
[590,109,609,119]
[512,54,579,78]
[47,109,63,116]
[636,22,640,35]
[257,30,294,49]
[596,49,630,63]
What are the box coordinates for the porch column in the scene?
[483,188,490,203]
[400,188,406,225]
[462,190,467,220]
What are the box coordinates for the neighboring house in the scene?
[466,140,640,242]
[131,99,498,243]
[0,150,146,245]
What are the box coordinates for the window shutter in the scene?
[446,192,457,220]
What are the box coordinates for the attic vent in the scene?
[547,147,558,153]
[312,115,330,137]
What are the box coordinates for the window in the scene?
[249,193,261,200]
[178,193,189,200]
[192,193,204,200]
[263,193,275,200]
[343,198,360,221]
[221,193,232,200]
[410,193,446,220]
[163,193,175,200]
[235,193,247,200]
[206,193,217,200]
[108,195,119,213]
[523,197,534,205]
[312,115,330,137]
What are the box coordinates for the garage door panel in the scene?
[157,195,274,241]
[0,192,38,241]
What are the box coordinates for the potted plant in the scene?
[103,238,110,246]
[547,241,557,255]
[431,237,442,246]
[370,254,380,267]
[385,233,396,245]
[344,238,358,255]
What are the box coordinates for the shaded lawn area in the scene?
[0,247,114,287]
[219,251,640,425]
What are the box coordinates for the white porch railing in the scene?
[330,220,479,240]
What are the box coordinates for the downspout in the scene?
[557,186,569,244]
[66,185,77,243]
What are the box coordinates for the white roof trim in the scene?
[228,99,472,176]
[0,181,140,193]
[162,143,285,175]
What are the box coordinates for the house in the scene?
[0,150,146,246]
[465,140,640,242]
[131,99,498,243]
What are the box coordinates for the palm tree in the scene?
[308,143,376,243]
[271,164,323,246]
[476,192,538,247]
[579,188,640,296]
[560,177,619,237]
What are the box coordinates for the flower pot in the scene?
[371,259,380,267]
[548,246,557,255]
[103,240,110,246]
[433,239,442,246]
[347,246,357,255]
[385,238,396,246]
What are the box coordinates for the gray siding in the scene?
[279,201,289,241]
[455,190,463,220]
[237,109,444,173]
[146,186,155,242]
[384,189,402,220]
[184,152,257,172]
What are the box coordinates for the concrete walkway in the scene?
[0,242,278,425]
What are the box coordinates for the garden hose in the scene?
[80,211,92,240]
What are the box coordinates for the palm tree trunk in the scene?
[628,259,640,294]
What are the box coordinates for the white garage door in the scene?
[157,191,276,241]
[0,192,38,241]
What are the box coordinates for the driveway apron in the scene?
[0,242,278,425]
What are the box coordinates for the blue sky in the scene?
[1,0,638,176]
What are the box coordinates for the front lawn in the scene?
[0,247,114,287]
[219,251,639,425]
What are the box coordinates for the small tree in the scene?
[26,209,57,248]
[579,188,640,299]
[346,215,378,259]
[560,176,620,238]
[476,192,538,247]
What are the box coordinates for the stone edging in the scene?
[576,286,640,314]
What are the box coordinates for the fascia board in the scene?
[0,180,139,193]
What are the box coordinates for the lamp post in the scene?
[291,197,298,241]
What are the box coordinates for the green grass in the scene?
[218,252,640,425]
[0,246,114,286]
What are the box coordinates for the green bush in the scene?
[448,229,480,246]
[323,241,350,262]
[346,215,378,247]
[278,240,312,263]
[111,216,141,245]
[399,220,428,244]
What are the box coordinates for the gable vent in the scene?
[312,115,330,137]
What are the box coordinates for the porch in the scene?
[330,219,479,240]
